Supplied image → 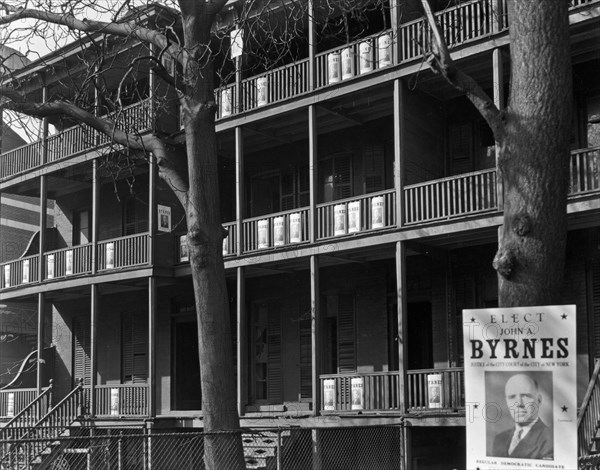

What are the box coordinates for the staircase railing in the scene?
[0,380,84,469]
[578,359,600,457]
[0,382,53,447]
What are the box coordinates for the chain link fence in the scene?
[0,424,404,470]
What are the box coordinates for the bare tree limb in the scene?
[1,88,189,207]
[0,4,188,68]
[420,0,505,142]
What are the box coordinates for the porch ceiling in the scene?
[216,83,394,160]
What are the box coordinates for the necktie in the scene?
[508,428,523,455]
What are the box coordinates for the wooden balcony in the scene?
[319,368,464,414]
[85,384,149,417]
[320,371,402,412]
[0,99,152,180]
[404,168,498,225]
[242,207,310,253]
[2,1,598,181]
[0,388,38,419]
[317,189,396,239]
[2,147,600,289]
[406,368,464,412]
[1,233,149,290]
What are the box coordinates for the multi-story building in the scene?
[0,1,599,468]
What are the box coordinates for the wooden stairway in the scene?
[0,381,84,470]
[243,429,291,470]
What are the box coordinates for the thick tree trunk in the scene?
[493,1,573,307]
[181,5,245,469]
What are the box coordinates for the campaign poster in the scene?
[463,305,576,470]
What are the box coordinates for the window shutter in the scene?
[449,122,473,174]
[592,260,600,358]
[124,198,148,236]
[297,166,310,207]
[454,273,475,366]
[337,295,356,373]
[281,171,295,211]
[334,154,353,200]
[122,312,147,384]
[363,144,385,194]
[299,296,312,399]
[73,318,90,386]
[267,304,282,403]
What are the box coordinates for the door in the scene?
[407,302,433,370]
[173,319,202,410]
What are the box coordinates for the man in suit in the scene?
[491,373,553,460]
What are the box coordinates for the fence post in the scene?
[277,428,282,470]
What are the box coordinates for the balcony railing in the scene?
[0,99,153,180]
[2,146,600,288]
[97,233,149,271]
[0,234,149,290]
[569,146,600,195]
[87,384,149,417]
[0,388,38,419]
[317,189,396,239]
[406,367,464,411]
[0,141,42,179]
[1,255,40,289]
[243,207,310,252]
[222,221,238,257]
[44,244,93,280]
[404,168,497,225]
[320,371,402,412]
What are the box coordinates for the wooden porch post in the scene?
[148,153,157,266]
[390,0,402,64]
[236,127,244,255]
[89,284,98,417]
[148,277,156,417]
[237,267,246,416]
[38,175,47,283]
[36,292,45,394]
[493,48,504,211]
[309,106,318,243]
[393,79,405,228]
[39,83,48,283]
[310,255,320,415]
[308,0,316,91]
[395,242,408,412]
[91,159,99,274]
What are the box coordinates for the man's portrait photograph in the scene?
[485,371,553,460]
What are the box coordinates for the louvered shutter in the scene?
[454,274,475,366]
[122,312,147,384]
[281,171,295,211]
[363,144,385,194]
[297,166,310,207]
[299,296,312,399]
[337,295,356,373]
[73,318,91,386]
[592,260,600,358]
[267,304,282,403]
[334,154,353,200]
[449,122,473,174]
[124,198,148,236]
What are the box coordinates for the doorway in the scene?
[172,320,201,410]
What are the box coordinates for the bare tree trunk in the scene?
[180,3,245,469]
[493,0,573,307]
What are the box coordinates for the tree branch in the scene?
[0,4,188,68]
[2,90,189,207]
[420,0,505,142]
